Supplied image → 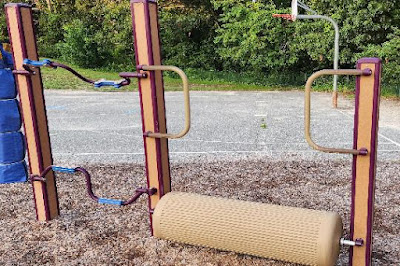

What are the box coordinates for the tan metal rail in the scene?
[141,65,190,139]
[305,69,372,155]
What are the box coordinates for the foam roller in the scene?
[153,192,342,266]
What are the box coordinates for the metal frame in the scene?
[140,65,190,139]
[6,2,383,266]
[305,69,372,155]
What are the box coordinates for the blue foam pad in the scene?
[0,161,27,184]
[0,69,16,99]
[0,100,21,132]
[0,132,25,164]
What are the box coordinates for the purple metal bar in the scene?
[119,72,148,79]
[32,166,156,206]
[34,61,133,87]
[12,70,31,75]
[49,62,96,84]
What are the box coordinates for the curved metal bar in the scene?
[139,65,191,139]
[305,69,372,155]
[74,167,99,201]
[23,59,132,88]
[122,187,157,206]
[49,62,95,84]
[33,165,156,205]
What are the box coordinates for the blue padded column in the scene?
[0,99,22,132]
[0,44,27,184]
[0,69,17,99]
[0,132,25,164]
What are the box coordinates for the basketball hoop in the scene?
[272,0,340,108]
[272,14,294,21]
[273,0,298,21]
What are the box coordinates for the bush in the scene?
[57,19,110,68]
[213,1,298,72]
[37,13,64,58]
[159,2,219,69]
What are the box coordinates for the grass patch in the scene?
[40,61,284,92]
[40,60,399,98]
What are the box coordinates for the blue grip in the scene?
[94,79,123,89]
[23,58,52,67]
[52,166,76,173]
[98,198,123,206]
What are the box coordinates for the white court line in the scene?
[336,109,400,148]
[54,150,400,156]
[254,114,268,117]
[378,134,400,148]
[169,138,393,146]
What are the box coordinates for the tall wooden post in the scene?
[5,4,59,221]
[350,58,382,265]
[131,0,171,229]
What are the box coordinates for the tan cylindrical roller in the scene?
[153,192,342,266]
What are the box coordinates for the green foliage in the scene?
[0,0,31,42]
[213,1,298,72]
[56,19,108,68]
[0,0,399,96]
[294,0,400,68]
[37,13,65,57]
[159,0,219,69]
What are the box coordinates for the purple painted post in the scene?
[350,58,382,266]
[130,0,171,233]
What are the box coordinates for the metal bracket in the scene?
[119,72,148,79]
[31,165,157,206]
[12,70,32,76]
[340,238,364,247]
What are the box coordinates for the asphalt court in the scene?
[44,90,400,164]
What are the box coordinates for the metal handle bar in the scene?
[30,165,157,206]
[305,69,372,155]
[22,59,131,88]
[139,65,191,139]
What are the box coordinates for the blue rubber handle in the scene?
[52,166,76,174]
[23,59,52,67]
[98,198,123,206]
[94,79,123,89]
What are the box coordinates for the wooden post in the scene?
[350,58,382,266]
[5,4,59,221]
[130,0,171,228]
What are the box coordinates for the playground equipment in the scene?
[274,0,340,108]
[0,43,28,184]
[5,1,381,265]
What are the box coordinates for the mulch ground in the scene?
[0,159,399,265]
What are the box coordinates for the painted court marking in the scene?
[336,109,400,148]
